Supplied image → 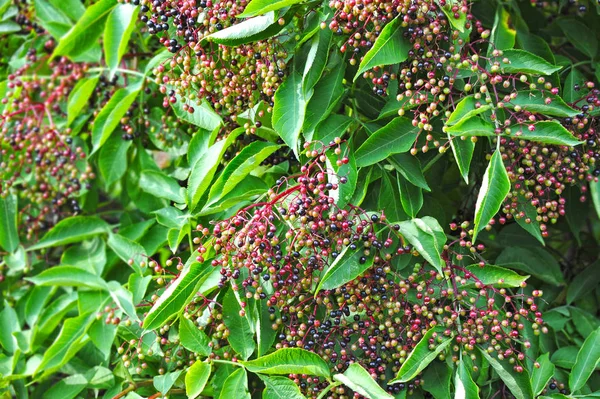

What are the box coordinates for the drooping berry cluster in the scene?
[136,0,288,123]
[135,144,545,398]
[0,54,93,238]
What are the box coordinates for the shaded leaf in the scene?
[242,348,331,377]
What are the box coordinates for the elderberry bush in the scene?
[1,0,600,398]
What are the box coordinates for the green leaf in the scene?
[334,363,394,399]
[154,370,182,394]
[107,233,147,275]
[326,142,357,208]
[508,121,581,146]
[35,312,95,377]
[532,353,555,396]
[436,0,467,32]
[107,281,139,321]
[256,300,277,357]
[28,217,109,251]
[33,0,71,38]
[448,135,475,184]
[505,90,579,118]
[390,327,452,383]
[272,71,308,158]
[557,18,597,59]
[143,255,213,330]
[464,265,528,288]
[515,194,545,245]
[171,98,223,131]
[473,150,510,241]
[490,6,515,51]
[498,49,561,75]
[261,375,307,399]
[455,359,479,399]
[389,154,430,192]
[478,347,534,399]
[398,175,422,218]
[355,118,419,167]
[567,261,600,304]
[237,0,303,18]
[421,361,451,399]
[206,141,280,206]
[140,170,186,204]
[52,0,117,58]
[104,4,138,77]
[446,95,492,126]
[188,128,243,209]
[302,28,332,95]
[218,368,250,399]
[26,266,108,290]
[223,289,255,360]
[0,193,18,253]
[379,171,406,223]
[91,84,141,153]
[315,246,374,293]
[303,62,346,139]
[179,317,211,357]
[354,15,409,81]
[99,135,131,186]
[397,217,446,273]
[570,327,600,392]
[186,361,211,399]
[242,348,331,378]
[564,68,588,104]
[67,76,98,125]
[446,116,495,137]
[206,12,277,46]
[496,247,564,286]
[42,374,87,399]
[589,180,600,220]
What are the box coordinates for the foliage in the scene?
[1,0,600,398]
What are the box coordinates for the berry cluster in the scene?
[0,54,92,238]
[136,0,288,123]
[136,144,544,398]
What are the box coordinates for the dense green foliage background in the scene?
[1,0,600,398]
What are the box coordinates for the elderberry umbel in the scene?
[137,143,545,398]
[0,54,93,239]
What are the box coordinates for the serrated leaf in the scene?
[334,363,393,399]
[390,327,452,383]
[222,289,255,360]
[455,359,479,399]
[237,0,303,18]
[446,116,496,137]
[505,91,579,118]
[218,368,250,399]
[107,233,147,275]
[446,95,492,126]
[272,71,308,158]
[242,348,331,377]
[566,261,600,304]
[532,353,555,396]
[28,217,109,251]
[498,49,561,75]
[398,174,422,218]
[67,77,98,125]
[570,327,600,392]
[52,0,117,58]
[354,15,409,80]
[170,98,222,131]
[355,117,419,167]
[26,266,108,290]
[508,121,581,146]
[186,361,211,399]
[465,265,529,288]
[448,134,475,184]
[104,4,138,77]
[143,254,213,330]
[473,150,510,241]
[206,12,279,46]
[496,247,564,286]
[397,217,446,273]
[478,347,534,399]
[99,135,131,186]
[421,361,451,399]
[0,193,18,253]
[315,246,373,293]
[557,18,597,59]
[261,375,307,399]
[140,170,185,204]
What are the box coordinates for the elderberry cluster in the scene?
[0,54,93,239]
[135,0,288,122]
[135,144,545,398]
